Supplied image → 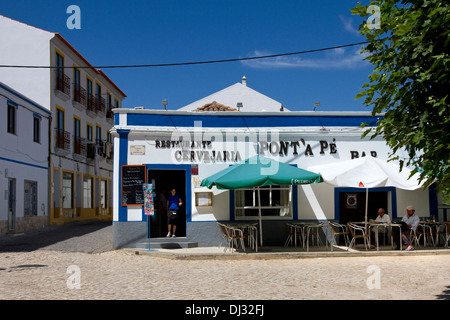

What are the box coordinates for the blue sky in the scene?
[2,0,374,111]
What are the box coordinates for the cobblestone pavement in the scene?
[1,221,450,300]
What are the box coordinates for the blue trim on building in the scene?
[117,129,130,222]
[125,112,382,128]
[334,187,397,221]
[0,156,48,171]
[1,83,50,115]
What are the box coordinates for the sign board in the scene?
[121,165,146,206]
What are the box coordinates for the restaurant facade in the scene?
[111,108,437,249]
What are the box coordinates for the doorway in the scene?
[338,190,388,225]
[8,178,16,231]
[147,169,186,238]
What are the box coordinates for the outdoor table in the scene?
[369,223,402,251]
[226,223,258,252]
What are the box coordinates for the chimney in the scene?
[242,76,247,86]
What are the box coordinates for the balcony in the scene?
[54,71,71,101]
[73,136,87,160]
[86,94,97,118]
[55,128,71,156]
[73,86,86,111]
[96,95,106,115]
[106,109,114,125]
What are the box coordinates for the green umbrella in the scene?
[201,155,323,246]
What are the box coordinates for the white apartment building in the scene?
[0,15,126,226]
[0,82,50,235]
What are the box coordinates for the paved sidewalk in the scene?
[1,221,450,300]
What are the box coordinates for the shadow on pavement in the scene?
[0,220,112,253]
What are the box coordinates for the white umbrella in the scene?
[308,156,425,225]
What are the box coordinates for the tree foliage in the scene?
[352,0,450,194]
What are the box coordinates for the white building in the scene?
[0,15,126,226]
[0,82,50,235]
[179,76,286,112]
[110,80,437,249]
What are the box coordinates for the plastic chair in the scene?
[347,222,370,251]
[328,221,350,247]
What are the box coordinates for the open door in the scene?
[147,169,186,238]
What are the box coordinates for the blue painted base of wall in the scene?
[113,221,147,249]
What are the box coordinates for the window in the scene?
[96,125,101,144]
[235,185,292,218]
[7,104,16,134]
[73,68,81,101]
[87,124,93,141]
[24,180,38,216]
[107,131,112,143]
[62,172,74,209]
[100,180,107,209]
[114,99,119,109]
[96,83,101,104]
[87,78,93,111]
[56,52,64,80]
[73,117,82,154]
[83,176,93,208]
[74,118,80,138]
[107,93,112,112]
[56,108,64,131]
[33,115,41,143]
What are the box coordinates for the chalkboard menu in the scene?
[121,165,146,206]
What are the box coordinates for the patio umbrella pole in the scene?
[365,187,369,229]
[258,187,263,248]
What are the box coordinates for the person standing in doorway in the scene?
[166,188,182,237]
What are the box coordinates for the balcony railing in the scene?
[96,95,106,114]
[73,136,87,157]
[55,71,71,96]
[55,128,71,151]
[106,109,114,121]
[86,94,97,113]
[73,85,87,107]
[86,143,95,159]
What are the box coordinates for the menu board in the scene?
[121,165,146,206]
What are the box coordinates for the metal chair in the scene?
[328,221,350,247]
[445,222,450,248]
[416,223,435,247]
[217,222,246,252]
[347,222,370,251]
[284,223,302,247]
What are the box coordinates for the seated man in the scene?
[392,205,420,251]
[371,208,391,245]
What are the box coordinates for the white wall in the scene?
[0,84,50,225]
[0,15,53,109]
